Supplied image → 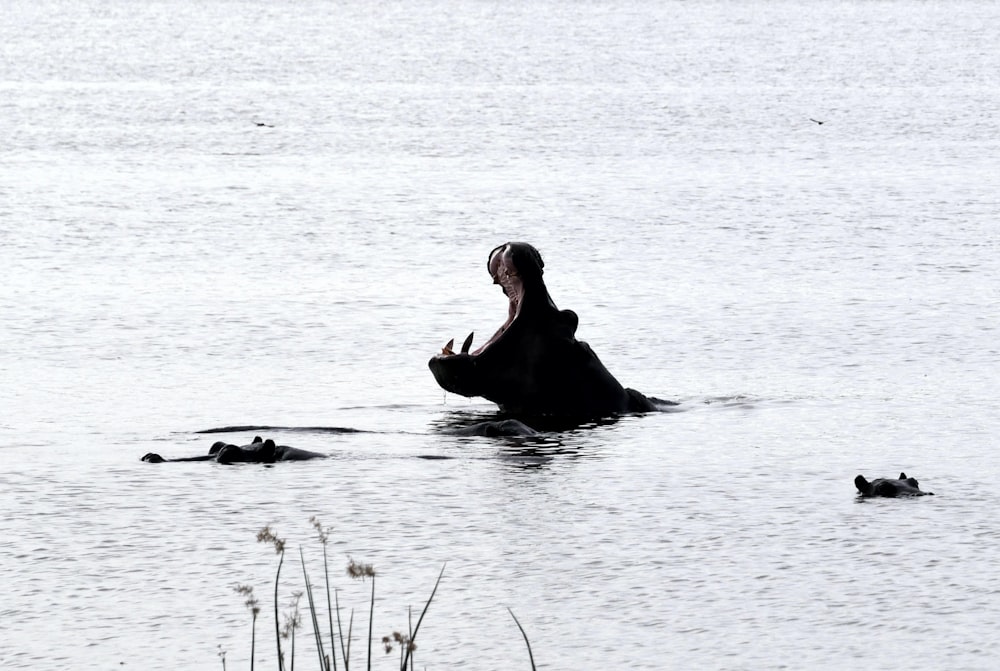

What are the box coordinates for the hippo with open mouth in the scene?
[428,242,672,418]
[855,472,934,497]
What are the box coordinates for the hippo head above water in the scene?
[141,436,326,464]
[428,242,667,418]
[855,472,934,498]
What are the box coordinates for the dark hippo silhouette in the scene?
[429,242,674,418]
[142,436,326,464]
[443,418,540,437]
[855,472,934,497]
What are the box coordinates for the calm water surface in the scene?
[2,1,999,669]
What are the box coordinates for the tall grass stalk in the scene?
[275,553,285,670]
[234,585,260,671]
[407,607,414,671]
[345,609,354,670]
[272,552,286,669]
[323,549,338,669]
[257,526,287,671]
[399,564,445,671]
[300,548,328,671]
[250,616,256,671]
[367,577,375,671]
[248,524,536,670]
[281,592,303,671]
[310,517,338,671]
[508,608,536,671]
[335,591,349,671]
[346,558,376,671]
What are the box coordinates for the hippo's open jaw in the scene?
[437,243,526,358]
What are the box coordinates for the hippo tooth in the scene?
[461,331,474,354]
[441,338,455,355]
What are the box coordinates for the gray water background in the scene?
[2,1,999,669]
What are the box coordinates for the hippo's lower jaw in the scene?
[429,242,670,418]
[855,472,934,497]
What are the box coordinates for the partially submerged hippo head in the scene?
[214,437,277,464]
[855,472,934,497]
[428,242,658,417]
[142,436,325,464]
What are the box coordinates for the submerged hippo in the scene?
[855,472,934,497]
[142,436,326,464]
[429,242,673,418]
[442,418,540,437]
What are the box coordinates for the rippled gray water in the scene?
[3,1,1000,669]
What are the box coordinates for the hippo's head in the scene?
[214,437,277,464]
[855,472,934,497]
[428,242,641,417]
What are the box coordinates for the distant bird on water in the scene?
[809,118,824,125]
[254,121,274,128]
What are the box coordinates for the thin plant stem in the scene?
[236,585,259,671]
[335,590,348,671]
[345,609,354,671]
[507,608,536,671]
[407,607,413,671]
[300,548,328,671]
[250,615,256,671]
[400,564,445,671]
[367,577,375,671]
[324,546,337,671]
[274,551,285,671]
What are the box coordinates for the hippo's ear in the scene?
[260,439,278,463]
[905,477,919,487]
[854,475,871,495]
[253,436,263,444]
[215,444,236,465]
[898,472,907,480]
